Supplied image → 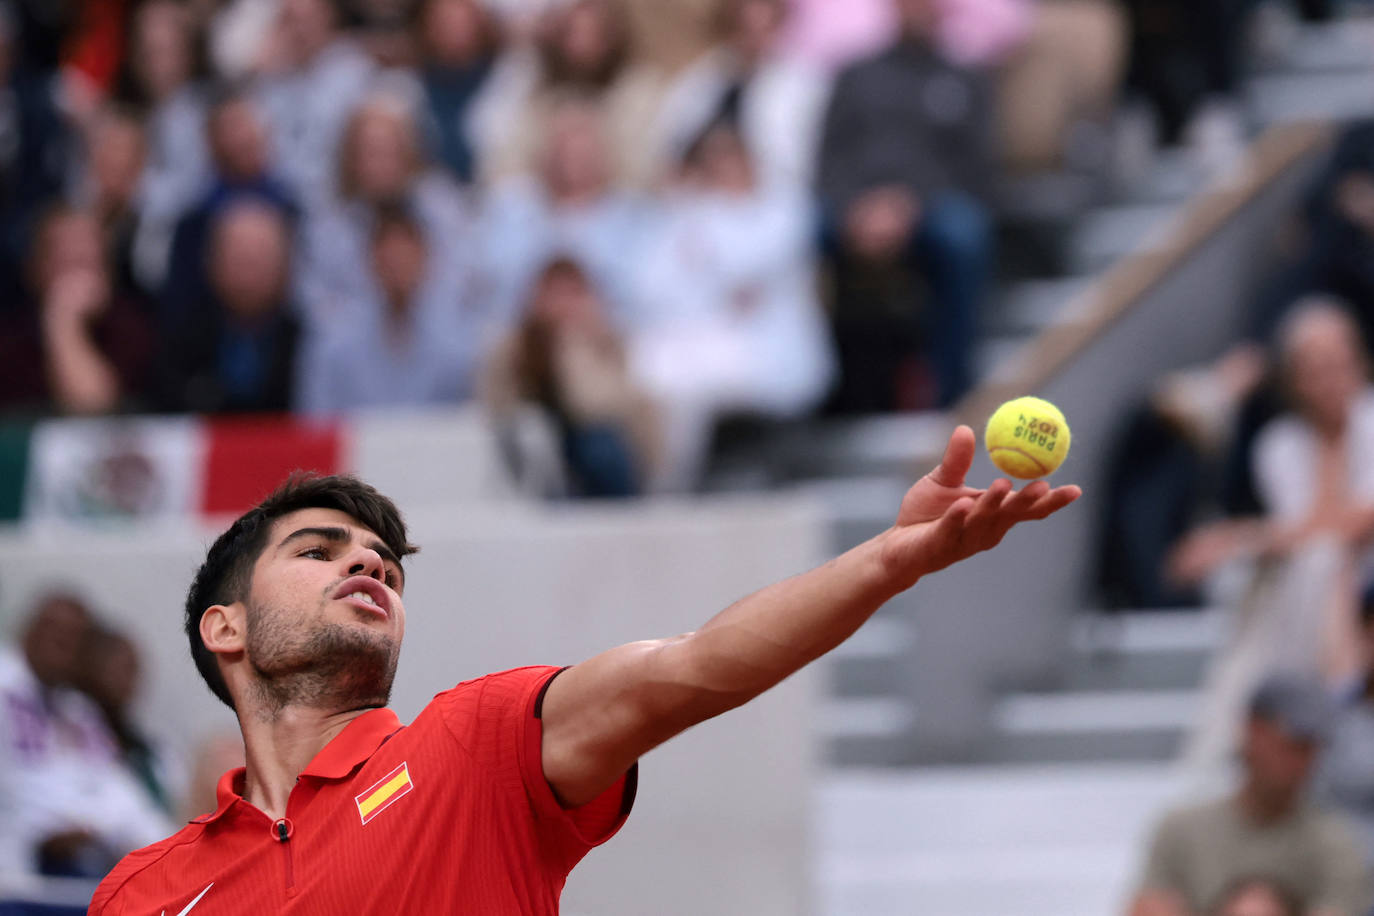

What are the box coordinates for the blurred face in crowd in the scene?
[1241,716,1317,811]
[371,219,427,314]
[421,0,488,68]
[687,125,755,195]
[561,2,618,75]
[1281,303,1368,435]
[280,0,339,64]
[532,260,606,333]
[81,630,142,713]
[209,96,269,183]
[895,0,941,39]
[23,594,94,688]
[130,0,194,102]
[33,211,106,294]
[541,102,609,202]
[729,0,786,62]
[343,102,418,201]
[88,110,147,209]
[209,201,291,322]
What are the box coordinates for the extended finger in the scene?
[1021,485,1082,520]
[927,425,975,489]
[999,479,1050,515]
[964,477,1012,526]
[934,494,977,536]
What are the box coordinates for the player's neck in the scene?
[238,704,370,820]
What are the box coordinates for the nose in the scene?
[345,545,385,581]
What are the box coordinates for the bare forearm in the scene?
[674,534,898,713]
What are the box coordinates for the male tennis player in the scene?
[89,425,1077,914]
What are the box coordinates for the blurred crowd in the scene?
[0,590,238,881]
[1093,116,1374,915]
[0,0,1293,497]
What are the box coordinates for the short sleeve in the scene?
[434,667,636,869]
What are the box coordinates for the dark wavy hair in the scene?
[184,474,418,709]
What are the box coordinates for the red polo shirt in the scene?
[89,666,636,915]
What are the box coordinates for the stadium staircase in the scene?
[802,12,1374,915]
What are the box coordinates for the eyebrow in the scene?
[278,526,406,586]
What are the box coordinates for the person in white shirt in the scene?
[0,594,174,878]
[255,0,375,207]
[628,119,834,491]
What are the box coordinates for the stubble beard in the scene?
[245,598,399,717]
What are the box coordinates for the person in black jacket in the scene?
[156,197,300,413]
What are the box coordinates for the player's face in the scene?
[241,508,408,707]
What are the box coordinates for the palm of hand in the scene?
[881,426,1081,589]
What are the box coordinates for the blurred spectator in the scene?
[77,103,151,302]
[155,197,300,412]
[652,0,828,189]
[817,0,994,410]
[1129,675,1370,916]
[1256,121,1374,349]
[486,256,657,497]
[76,626,175,816]
[1314,584,1374,866]
[0,204,154,415]
[345,0,418,66]
[629,120,833,491]
[297,203,480,413]
[295,88,473,329]
[617,0,717,75]
[206,0,286,79]
[0,592,174,877]
[1176,301,1374,772]
[161,85,297,325]
[1211,878,1304,916]
[0,4,75,301]
[1096,343,1267,609]
[415,0,500,184]
[256,0,375,205]
[778,0,893,71]
[113,0,213,292]
[995,0,1125,173]
[472,0,661,188]
[480,97,649,326]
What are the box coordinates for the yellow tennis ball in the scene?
[984,396,1071,479]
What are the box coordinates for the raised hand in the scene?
[879,425,1081,589]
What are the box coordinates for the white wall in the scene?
[0,495,826,916]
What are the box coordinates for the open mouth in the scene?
[332,576,391,618]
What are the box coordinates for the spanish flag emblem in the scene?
[355,762,414,825]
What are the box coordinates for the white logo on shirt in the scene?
[161,882,214,916]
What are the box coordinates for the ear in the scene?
[200,603,246,657]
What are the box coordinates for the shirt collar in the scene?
[192,708,403,825]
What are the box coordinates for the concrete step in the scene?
[993,276,1097,335]
[1067,201,1183,275]
[1247,69,1374,126]
[817,762,1183,916]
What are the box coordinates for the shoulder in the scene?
[1306,804,1366,848]
[89,825,205,915]
[1152,798,1231,841]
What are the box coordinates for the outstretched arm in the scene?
[540,426,1082,806]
